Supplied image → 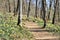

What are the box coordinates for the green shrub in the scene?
[32,17,60,34]
[0,12,33,40]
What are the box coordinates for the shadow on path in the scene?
[28,29,50,32]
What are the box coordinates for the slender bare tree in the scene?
[48,0,52,20]
[42,0,46,28]
[52,0,58,24]
[27,0,31,19]
[17,0,22,26]
[35,0,38,18]
[13,0,16,14]
[14,0,19,16]
[7,0,11,12]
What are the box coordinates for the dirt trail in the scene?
[23,21,60,40]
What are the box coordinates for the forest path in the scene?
[23,21,60,40]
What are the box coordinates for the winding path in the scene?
[23,21,60,40]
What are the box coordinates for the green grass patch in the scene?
[46,23,60,33]
[0,12,33,40]
[35,18,60,34]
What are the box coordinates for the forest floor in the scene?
[23,21,60,40]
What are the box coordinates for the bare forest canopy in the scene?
[0,0,60,27]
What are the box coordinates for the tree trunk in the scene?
[17,0,22,26]
[14,0,19,16]
[52,0,58,24]
[48,0,52,20]
[7,0,11,12]
[57,0,60,22]
[5,0,8,12]
[35,0,38,18]
[13,0,16,14]
[27,0,31,19]
[42,0,46,28]
[40,0,43,18]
